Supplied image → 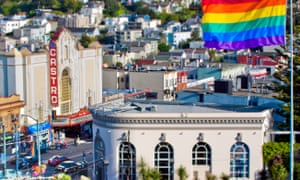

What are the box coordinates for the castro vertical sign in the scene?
[49,40,58,107]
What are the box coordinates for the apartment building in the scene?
[0,15,29,35]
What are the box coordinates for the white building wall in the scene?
[0,18,29,34]
[92,107,272,180]
[173,31,192,47]
[54,29,102,113]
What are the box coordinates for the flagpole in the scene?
[289,0,294,179]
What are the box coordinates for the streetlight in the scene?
[12,121,19,177]
[20,114,41,167]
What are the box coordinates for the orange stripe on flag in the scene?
[202,0,286,13]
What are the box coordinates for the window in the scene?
[192,142,211,165]
[61,69,71,114]
[119,142,136,180]
[94,129,106,180]
[64,45,69,60]
[230,142,249,178]
[154,142,174,180]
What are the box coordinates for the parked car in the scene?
[56,160,88,174]
[48,155,70,166]
[49,140,67,150]
[18,157,33,169]
[9,152,28,162]
[10,154,37,169]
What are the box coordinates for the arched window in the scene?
[154,142,174,180]
[61,69,71,114]
[192,142,211,165]
[230,142,250,178]
[94,129,106,180]
[119,142,136,180]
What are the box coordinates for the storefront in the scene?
[27,121,52,153]
[52,108,93,139]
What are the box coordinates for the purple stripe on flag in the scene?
[204,36,285,50]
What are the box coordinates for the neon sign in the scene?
[49,40,58,106]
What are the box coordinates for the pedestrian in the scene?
[82,151,86,161]
[22,142,26,152]
[77,135,80,145]
[74,138,77,146]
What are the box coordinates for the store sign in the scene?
[49,40,58,106]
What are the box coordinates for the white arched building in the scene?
[90,99,273,180]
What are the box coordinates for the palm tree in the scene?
[177,165,188,180]
[138,157,161,180]
[220,173,230,180]
[149,168,161,180]
[138,157,148,180]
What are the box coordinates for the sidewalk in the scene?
[64,137,92,146]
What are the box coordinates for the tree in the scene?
[148,168,161,180]
[208,49,216,62]
[158,43,171,52]
[205,171,217,180]
[220,173,230,180]
[103,0,126,17]
[177,165,188,180]
[191,31,201,41]
[138,158,148,180]
[274,54,300,133]
[80,34,95,48]
[263,142,290,169]
[270,164,288,180]
[61,0,83,14]
[138,157,161,180]
[54,173,72,180]
[294,163,300,180]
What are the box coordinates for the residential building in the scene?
[115,29,143,50]
[169,31,192,47]
[129,70,177,100]
[122,41,152,56]
[63,14,90,28]
[90,98,273,180]
[0,37,16,52]
[80,1,105,26]
[103,50,133,67]
[156,2,171,13]
[13,17,51,44]
[0,15,29,35]
[68,27,100,39]
[103,69,129,90]
[185,48,209,62]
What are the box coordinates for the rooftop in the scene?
[90,98,271,115]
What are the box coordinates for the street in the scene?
[6,139,93,179]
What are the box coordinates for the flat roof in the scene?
[91,99,270,115]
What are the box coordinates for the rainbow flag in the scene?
[202,0,286,50]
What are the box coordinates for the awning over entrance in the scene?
[52,108,92,128]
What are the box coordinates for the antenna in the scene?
[247,54,251,106]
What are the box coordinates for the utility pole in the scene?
[1,125,6,178]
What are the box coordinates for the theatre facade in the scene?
[0,27,102,138]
